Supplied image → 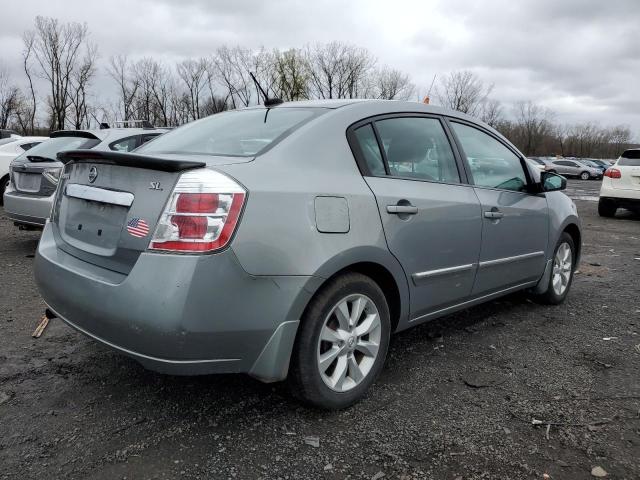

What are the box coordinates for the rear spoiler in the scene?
[51,130,101,140]
[57,150,206,172]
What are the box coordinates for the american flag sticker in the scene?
[126,217,150,238]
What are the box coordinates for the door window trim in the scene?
[444,117,536,194]
[346,112,471,186]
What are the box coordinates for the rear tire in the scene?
[0,175,8,206]
[580,171,590,180]
[288,273,390,409]
[598,199,617,217]
[533,232,575,305]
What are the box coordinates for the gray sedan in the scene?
[4,126,166,228]
[34,100,581,409]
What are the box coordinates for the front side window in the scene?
[375,117,460,183]
[451,122,527,192]
[136,108,323,157]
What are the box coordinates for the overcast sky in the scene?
[1,0,639,136]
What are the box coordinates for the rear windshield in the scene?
[136,108,323,157]
[619,150,640,166]
[19,136,100,162]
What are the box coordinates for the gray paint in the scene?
[315,196,350,233]
[34,99,582,382]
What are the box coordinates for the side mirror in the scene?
[541,171,566,192]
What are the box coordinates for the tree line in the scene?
[0,16,634,159]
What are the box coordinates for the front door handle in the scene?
[484,210,504,219]
[387,205,418,215]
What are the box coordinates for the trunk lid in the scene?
[51,150,208,274]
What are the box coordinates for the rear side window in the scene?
[19,142,41,151]
[619,150,640,166]
[353,125,386,175]
[375,117,460,183]
[19,136,100,162]
[110,136,140,152]
[136,108,323,157]
[452,122,527,192]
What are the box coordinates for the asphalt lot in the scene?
[1,179,639,480]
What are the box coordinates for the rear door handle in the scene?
[484,210,504,219]
[387,205,418,215]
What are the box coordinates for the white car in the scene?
[0,136,48,203]
[598,149,640,217]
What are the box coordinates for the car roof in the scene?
[256,98,474,119]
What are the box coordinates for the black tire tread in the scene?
[288,272,390,410]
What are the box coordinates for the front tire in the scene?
[598,199,617,217]
[580,171,590,180]
[288,273,390,409]
[534,232,575,305]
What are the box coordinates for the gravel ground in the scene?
[1,179,639,480]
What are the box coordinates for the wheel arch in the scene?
[563,222,582,266]
[300,247,410,334]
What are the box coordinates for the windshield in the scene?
[619,150,640,166]
[136,108,323,157]
[19,136,100,162]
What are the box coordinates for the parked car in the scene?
[590,159,613,171]
[548,159,602,180]
[34,100,581,409]
[527,157,553,172]
[0,136,48,203]
[0,129,20,139]
[578,159,608,174]
[598,149,640,217]
[4,126,165,229]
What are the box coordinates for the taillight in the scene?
[604,168,622,179]
[149,169,246,253]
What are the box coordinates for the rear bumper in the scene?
[3,185,53,226]
[35,222,315,380]
[600,182,640,202]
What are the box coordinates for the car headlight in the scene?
[42,167,63,185]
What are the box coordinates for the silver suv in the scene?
[4,126,166,228]
[548,159,602,180]
[34,100,581,409]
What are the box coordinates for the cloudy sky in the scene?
[1,0,639,136]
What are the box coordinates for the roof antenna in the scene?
[250,72,283,107]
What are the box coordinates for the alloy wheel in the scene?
[552,242,572,296]
[316,294,381,392]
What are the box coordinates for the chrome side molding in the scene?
[412,263,475,284]
[479,251,545,269]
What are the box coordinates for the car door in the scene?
[348,115,482,320]
[449,121,549,295]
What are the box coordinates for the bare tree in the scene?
[271,49,309,101]
[20,31,38,134]
[479,98,502,128]
[435,70,493,115]
[305,42,376,99]
[107,55,139,121]
[511,101,554,156]
[68,43,98,129]
[210,46,255,108]
[176,58,207,120]
[0,67,21,129]
[26,16,94,130]
[372,67,414,100]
